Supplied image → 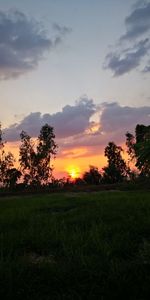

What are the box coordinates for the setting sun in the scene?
[69,169,78,179]
[67,166,80,179]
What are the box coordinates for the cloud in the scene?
[143,62,150,72]
[0,10,70,79]
[104,1,150,75]
[104,38,150,76]
[122,1,150,40]
[4,97,96,141]
[100,102,150,134]
[53,23,72,36]
[56,101,150,158]
[52,23,72,46]
[4,99,150,158]
[58,102,150,151]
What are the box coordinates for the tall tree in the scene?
[103,142,128,183]
[19,124,58,185]
[126,124,150,177]
[19,130,36,185]
[36,124,58,184]
[0,123,15,187]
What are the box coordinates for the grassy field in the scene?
[0,191,150,299]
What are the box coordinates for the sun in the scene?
[69,169,78,179]
[67,166,80,179]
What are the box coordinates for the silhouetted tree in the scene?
[103,142,128,183]
[126,124,150,177]
[36,124,58,184]
[19,130,36,185]
[126,132,135,160]
[75,177,86,185]
[0,123,15,187]
[19,124,58,185]
[83,165,102,185]
[5,168,22,189]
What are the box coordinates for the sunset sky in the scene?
[0,0,150,178]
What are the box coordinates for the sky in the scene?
[0,0,150,178]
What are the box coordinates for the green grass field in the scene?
[0,191,150,299]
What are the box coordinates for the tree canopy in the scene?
[0,123,15,187]
[126,124,150,177]
[0,121,150,191]
[19,124,58,185]
[103,142,128,183]
[83,165,102,185]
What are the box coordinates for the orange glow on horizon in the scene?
[54,152,107,179]
[66,165,81,179]
[5,142,132,179]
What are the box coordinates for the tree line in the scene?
[0,124,57,189]
[82,124,150,185]
[0,122,150,190]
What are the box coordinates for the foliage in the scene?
[0,123,15,187]
[103,142,128,183]
[19,130,36,185]
[19,124,58,185]
[74,177,86,185]
[126,124,150,177]
[126,132,135,160]
[83,165,102,184]
[1,120,150,190]
[5,168,22,189]
[36,124,58,184]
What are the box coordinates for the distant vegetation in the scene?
[0,122,150,192]
[0,123,57,190]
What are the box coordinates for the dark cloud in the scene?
[100,102,150,134]
[55,101,150,158]
[61,102,150,154]
[4,98,96,141]
[0,10,70,79]
[104,39,150,76]
[4,100,150,158]
[53,23,72,36]
[104,1,150,76]
[58,102,150,156]
[122,2,150,40]
[143,62,150,73]
[52,23,72,47]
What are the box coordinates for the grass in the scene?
[0,191,150,299]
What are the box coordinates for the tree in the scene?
[135,125,150,176]
[36,124,58,184]
[126,132,135,160]
[83,165,102,185]
[0,123,15,187]
[126,124,150,177]
[19,124,58,185]
[19,130,36,185]
[5,168,22,189]
[103,142,128,183]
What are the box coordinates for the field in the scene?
[0,191,150,299]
